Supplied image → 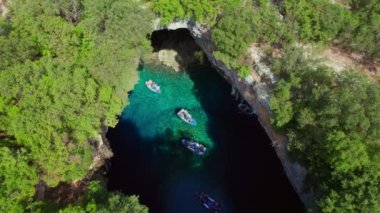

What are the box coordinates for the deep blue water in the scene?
[106,64,304,212]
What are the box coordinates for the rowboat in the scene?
[199,192,221,212]
[181,139,206,155]
[145,80,160,93]
[177,108,197,126]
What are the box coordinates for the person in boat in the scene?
[183,110,192,122]
[190,144,196,150]
[147,80,160,91]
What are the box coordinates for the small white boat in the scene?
[177,109,197,126]
[145,80,161,93]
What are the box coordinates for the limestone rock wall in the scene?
[88,126,113,177]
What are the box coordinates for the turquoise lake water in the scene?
[107,64,303,212]
[121,64,214,164]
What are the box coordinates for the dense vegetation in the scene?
[269,48,380,212]
[0,0,379,212]
[212,0,379,77]
[0,0,152,211]
[151,0,241,25]
[152,0,379,76]
[282,0,380,57]
[54,181,148,213]
[211,0,290,76]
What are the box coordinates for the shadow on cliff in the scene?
[185,64,305,212]
[150,29,201,71]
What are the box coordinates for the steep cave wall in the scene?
[88,126,113,175]
[154,20,312,206]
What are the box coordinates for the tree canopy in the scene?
[0,0,153,211]
[211,0,290,77]
[1,0,379,212]
[269,47,380,212]
[58,181,148,213]
[151,0,241,25]
[281,0,380,56]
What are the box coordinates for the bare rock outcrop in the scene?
[88,129,113,176]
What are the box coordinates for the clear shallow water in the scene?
[107,64,304,212]
[121,65,213,149]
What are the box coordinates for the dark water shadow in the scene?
[185,64,304,212]
[106,119,209,212]
[106,120,161,211]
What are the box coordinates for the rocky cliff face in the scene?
[34,125,113,201]
[88,127,113,176]
[154,20,312,207]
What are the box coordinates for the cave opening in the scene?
[150,28,204,70]
[106,28,304,213]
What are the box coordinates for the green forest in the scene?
[1,0,379,212]
[269,48,380,212]
[0,0,152,211]
[152,0,380,76]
